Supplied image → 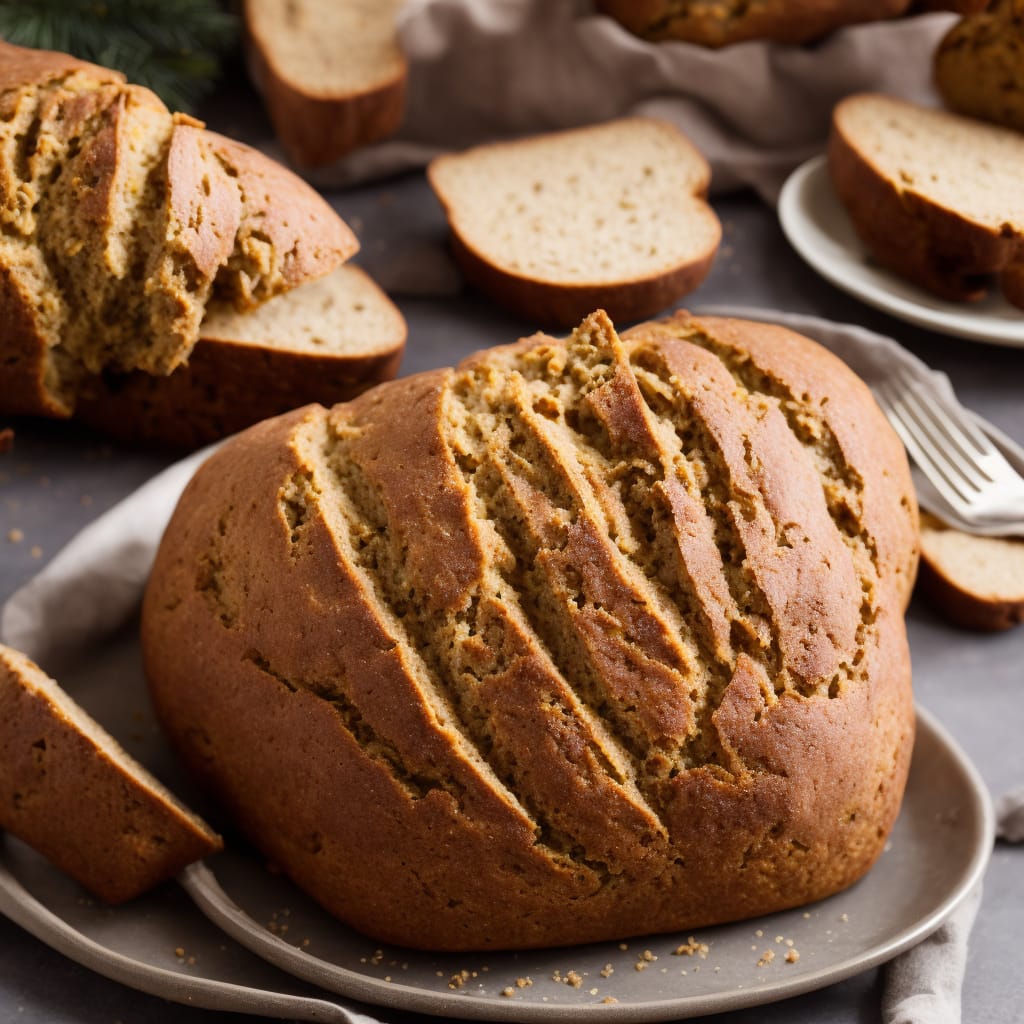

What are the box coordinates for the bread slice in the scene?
[917,512,1024,631]
[244,0,407,167]
[0,644,222,903]
[427,118,721,328]
[0,41,359,420]
[935,0,1024,134]
[828,92,1024,307]
[74,264,406,449]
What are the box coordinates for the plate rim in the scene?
[178,704,995,1023]
[777,154,1024,349]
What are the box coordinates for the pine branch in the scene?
[0,0,239,112]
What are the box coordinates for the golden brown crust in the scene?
[447,227,718,329]
[595,0,911,46]
[73,332,405,450]
[0,258,70,418]
[1000,260,1024,309]
[205,131,359,303]
[143,312,916,951]
[0,41,360,418]
[935,0,1024,133]
[828,95,1024,303]
[0,39,120,93]
[0,644,222,904]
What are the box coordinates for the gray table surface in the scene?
[1,84,1022,1024]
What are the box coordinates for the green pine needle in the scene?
[0,0,239,113]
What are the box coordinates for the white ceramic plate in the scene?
[0,621,994,1023]
[778,155,1024,348]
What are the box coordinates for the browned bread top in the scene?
[595,0,913,47]
[0,41,359,419]
[935,0,1024,133]
[0,644,222,904]
[142,310,917,951]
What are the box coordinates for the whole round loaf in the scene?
[142,310,918,951]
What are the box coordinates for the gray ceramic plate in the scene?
[778,155,1024,348]
[0,622,993,1023]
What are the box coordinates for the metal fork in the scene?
[872,363,1024,531]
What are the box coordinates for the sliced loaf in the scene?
[75,264,406,449]
[829,92,1024,307]
[428,118,721,328]
[0,41,358,419]
[244,0,407,167]
[0,644,222,903]
[917,512,1024,631]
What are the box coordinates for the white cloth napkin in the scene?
[289,0,957,202]
[2,309,1020,1024]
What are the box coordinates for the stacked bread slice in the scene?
[828,92,1024,308]
[0,42,405,445]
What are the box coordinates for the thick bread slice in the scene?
[244,0,407,167]
[0,41,359,419]
[0,644,222,904]
[828,93,1024,307]
[428,118,721,328]
[935,0,1024,133]
[917,512,1024,631]
[74,264,406,449]
[142,309,916,951]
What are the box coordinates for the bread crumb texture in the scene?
[142,309,918,951]
[428,118,720,326]
[0,41,356,419]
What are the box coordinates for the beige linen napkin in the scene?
[1,310,1017,1024]
[292,0,957,202]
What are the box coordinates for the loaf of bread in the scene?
[74,264,407,449]
[244,0,407,167]
[0,644,221,903]
[917,512,1024,631]
[0,41,358,420]
[142,309,918,951]
[428,118,721,328]
[935,0,1024,133]
[596,0,911,47]
[829,92,1024,307]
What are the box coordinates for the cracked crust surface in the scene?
[0,41,359,418]
[142,311,917,951]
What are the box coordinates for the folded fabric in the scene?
[284,0,957,202]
